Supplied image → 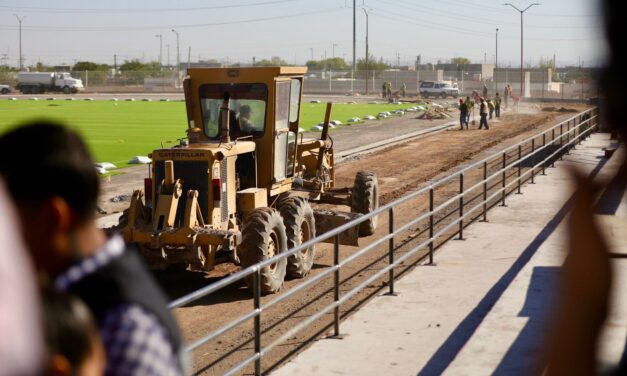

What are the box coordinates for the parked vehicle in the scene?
[16,72,84,94]
[0,84,10,94]
[419,81,460,98]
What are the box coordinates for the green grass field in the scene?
[0,99,423,168]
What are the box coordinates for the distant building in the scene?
[435,64,495,80]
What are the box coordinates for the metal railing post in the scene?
[542,133,547,175]
[560,123,564,160]
[551,129,556,167]
[253,269,262,376]
[531,139,536,184]
[517,145,522,194]
[500,152,507,206]
[428,187,434,264]
[566,120,570,155]
[333,234,340,336]
[482,161,488,221]
[388,208,395,295]
[458,173,464,240]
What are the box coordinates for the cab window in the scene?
[199,83,268,139]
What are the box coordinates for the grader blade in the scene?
[313,210,361,246]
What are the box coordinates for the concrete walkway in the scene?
[274,133,627,375]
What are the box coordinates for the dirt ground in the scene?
[134,103,589,375]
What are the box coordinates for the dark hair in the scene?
[0,121,99,222]
[42,289,98,368]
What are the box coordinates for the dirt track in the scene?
[149,105,589,375]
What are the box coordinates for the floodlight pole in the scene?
[171,29,180,84]
[14,14,26,71]
[155,34,163,70]
[504,3,540,97]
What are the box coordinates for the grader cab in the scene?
[122,66,378,294]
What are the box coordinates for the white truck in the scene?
[16,72,84,94]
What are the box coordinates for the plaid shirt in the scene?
[56,236,183,376]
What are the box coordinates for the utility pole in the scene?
[171,29,180,83]
[113,54,117,73]
[363,8,369,95]
[353,0,356,86]
[333,43,337,59]
[166,44,170,68]
[155,34,163,69]
[495,28,499,94]
[504,3,540,97]
[187,46,191,70]
[14,14,26,70]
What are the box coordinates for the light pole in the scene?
[309,48,314,61]
[166,44,170,68]
[14,14,26,70]
[332,43,337,59]
[495,28,499,94]
[155,34,163,70]
[363,8,369,95]
[352,0,356,92]
[504,3,540,97]
[171,29,180,82]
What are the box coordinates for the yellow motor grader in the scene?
[122,66,378,293]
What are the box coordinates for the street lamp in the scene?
[504,3,540,97]
[363,8,369,95]
[155,34,163,70]
[14,14,26,71]
[171,29,180,82]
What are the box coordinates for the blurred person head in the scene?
[0,121,105,280]
[0,178,45,375]
[239,104,252,118]
[42,289,105,376]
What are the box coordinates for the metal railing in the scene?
[169,107,598,375]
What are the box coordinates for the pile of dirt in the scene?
[542,106,578,113]
[417,107,453,119]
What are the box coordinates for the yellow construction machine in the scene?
[122,67,378,293]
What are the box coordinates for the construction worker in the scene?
[494,92,502,118]
[504,84,511,108]
[386,82,392,99]
[488,97,495,119]
[382,81,387,98]
[479,98,489,129]
[401,83,407,97]
[464,96,474,125]
[459,99,468,130]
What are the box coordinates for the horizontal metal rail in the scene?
[170,108,598,375]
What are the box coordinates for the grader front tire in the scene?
[279,197,316,278]
[351,171,379,236]
[239,208,288,294]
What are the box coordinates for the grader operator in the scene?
[122,67,378,294]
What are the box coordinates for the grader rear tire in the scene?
[279,197,316,278]
[351,171,379,236]
[239,208,288,294]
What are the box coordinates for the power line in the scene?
[0,0,302,14]
[384,0,597,29]
[371,10,601,42]
[0,7,345,32]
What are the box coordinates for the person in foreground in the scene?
[0,121,185,376]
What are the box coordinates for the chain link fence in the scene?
[0,69,598,100]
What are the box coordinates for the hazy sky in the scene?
[0,0,606,68]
